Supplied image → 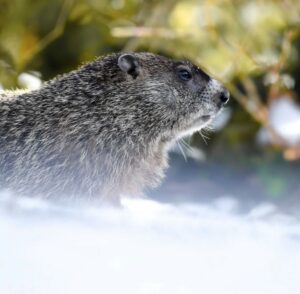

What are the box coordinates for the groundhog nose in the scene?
[219,90,230,105]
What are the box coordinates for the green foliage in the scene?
[1,0,299,81]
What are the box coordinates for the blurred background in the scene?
[1,0,300,215]
[1,2,300,294]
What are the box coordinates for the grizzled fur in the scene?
[0,52,228,203]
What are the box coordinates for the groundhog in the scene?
[0,52,229,203]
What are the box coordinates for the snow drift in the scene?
[0,194,300,294]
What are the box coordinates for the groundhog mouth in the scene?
[176,114,214,138]
[190,114,213,125]
[198,115,211,122]
[189,114,212,129]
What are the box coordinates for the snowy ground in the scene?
[1,194,300,294]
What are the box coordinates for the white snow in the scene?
[0,194,300,294]
[257,96,300,147]
[269,97,300,145]
[18,72,42,90]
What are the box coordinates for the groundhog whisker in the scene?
[201,128,213,136]
[177,141,188,162]
[198,130,210,145]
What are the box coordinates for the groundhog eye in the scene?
[177,69,192,81]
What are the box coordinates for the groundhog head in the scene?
[115,52,229,140]
[83,52,229,143]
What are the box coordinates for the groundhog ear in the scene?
[117,54,140,79]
